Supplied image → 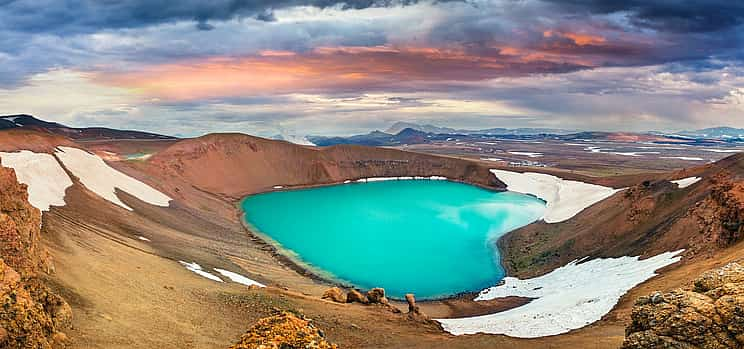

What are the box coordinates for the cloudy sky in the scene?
[1,0,743,137]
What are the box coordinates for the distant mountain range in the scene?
[0,114,176,141]
[308,122,744,147]
[2,115,743,146]
[384,121,581,136]
[676,127,744,139]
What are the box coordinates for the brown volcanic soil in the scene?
[6,129,744,348]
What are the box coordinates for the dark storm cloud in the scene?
[546,0,744,33]
[0,0,441,33]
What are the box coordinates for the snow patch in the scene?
[272,185,284,189]
[491,169,619,223]
[437,250,683,338]
[137,236,151,242]
[0,151,73,211]
[213,268,266,287]
[508,151,543,158]
[179,261,223,282]
[481,158,503,162]
[55,147,171,211]
[610,152,660,157]
[701,148,741,153]
[279,131,315,146]
[661,156,705,161]
[671,177,701,189]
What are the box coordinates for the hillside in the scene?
[142,133,503,201]
[500,153,744,279]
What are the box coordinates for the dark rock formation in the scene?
[404,293,433,323]
[405,293,418,313]
[366,288,388,305]
[346,289,369,304]
[0,166,72,349]
[321,287,346,303]
[228,311,337,349]
[623,262,744,348]
[693,174,744,247]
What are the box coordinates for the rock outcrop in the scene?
[692,174,744,247]
[366,288,388,305]
[0,165,47,275]
[228,311,337,349]
[345,289,368,304]
[0,166,71,348]
[321,287,346,303]
[623,262,744,348]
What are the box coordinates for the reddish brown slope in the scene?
[500,152,744,279]
[144,133,503,201]
[0,129,76,153]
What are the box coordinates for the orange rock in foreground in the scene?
[229,311,338,349]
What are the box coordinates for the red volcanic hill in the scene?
[142,132,503,200]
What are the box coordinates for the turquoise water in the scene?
[241,180,546,299]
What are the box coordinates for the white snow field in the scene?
[179,261,223,282]
[507,151,543,158]
[437,250,684,338]
[490,169,620,223]
[0,151,73,211]
[661,156,705,161]
[671,177,702,189]
[214,268,266,288]
[55,147,171,211]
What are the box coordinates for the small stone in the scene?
[52,332,69,347]
[650,292,664,304]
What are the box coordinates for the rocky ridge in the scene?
[228,311,338,349]
[0,166,72,348]
[623,262,744,348]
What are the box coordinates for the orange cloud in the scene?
[258,50,297,57]
[544,30,607,46]
[95,45,594,100]
[563,32,606,46]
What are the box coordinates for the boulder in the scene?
[322,287,347,303]
[346,289,369,304]
[623,262,744,348]
[695,263,744,292]
[229,311,337,349]
[367,288,389,305]
[404,293,431,322]
[405,293,419,314]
